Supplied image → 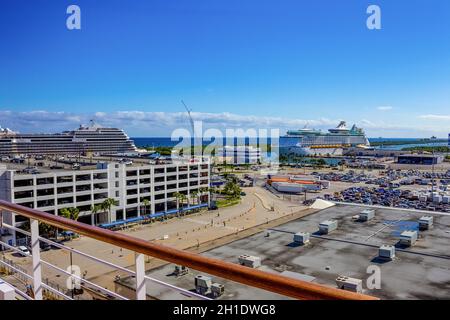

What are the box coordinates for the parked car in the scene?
[39,242,51,251]
[22,167,39,174]
[72,163,81,170]
[17,246,30,257]
[48,238,64,249]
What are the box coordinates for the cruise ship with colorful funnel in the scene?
[280,121,371,156]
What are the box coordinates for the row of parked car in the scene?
[314,169,450,189]
[313,171,376,183]
[14,232,78,257]
[323,187,450,212]
[16,241,58,257]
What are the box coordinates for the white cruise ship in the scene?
[0,121,137,155]
[280,121,370,156]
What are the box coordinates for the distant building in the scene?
[216,146,261,165]
[396,154,444,165]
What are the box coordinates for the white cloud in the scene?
[0,110,83,133]
[419,114,450,121]
[0,109,339,134]
[85,110,342,131]
[377,106,393,111]
[0,109,448,138]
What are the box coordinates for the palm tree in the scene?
[20,221,55,238]
[101,198,119,223]
[60,207,80,221]
[223,181,242,200]
[199,187,209,204]
[173,192,182,210]
[338,160,346,171]
[190,191,199,205]
[178,193,187,217]
[91,204,100,225]
[317,158,327,169]
[181,194,188,207]
[141,199,150,216]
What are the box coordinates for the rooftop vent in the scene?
[293,232,310,245]
[335,276,363,294]
[238,255,261,268]
[379,245,395,260]
[211,283,225,298]
[359,209,375,222]
[418,216,433,230]
[173,265,189,277]
[399,230,418,247]
[195,275,212,296]
[319,220,338,234]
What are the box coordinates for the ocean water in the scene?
[132,137,448,151]
[371,138,448,150]
[373,142,447,150]
[132,137,274,148]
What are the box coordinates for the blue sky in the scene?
[0,0,450,137]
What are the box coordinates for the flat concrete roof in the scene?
[122,204,450,300]
[0,157,185,175]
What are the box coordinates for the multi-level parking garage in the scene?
[0,160,210,244]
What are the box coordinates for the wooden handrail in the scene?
[0,200,378,300]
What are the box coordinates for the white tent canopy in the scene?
[310,199,335,210]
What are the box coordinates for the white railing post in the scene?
[30,218,43,300]
[135,253,146,300]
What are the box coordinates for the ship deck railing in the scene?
[0,200,378,300]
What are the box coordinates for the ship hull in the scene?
[286,146,344,156]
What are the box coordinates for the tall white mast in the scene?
[181,100,195,136]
